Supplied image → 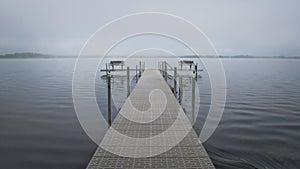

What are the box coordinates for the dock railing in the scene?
[158,61,199,126]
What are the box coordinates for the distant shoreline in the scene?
[0,53,299,59]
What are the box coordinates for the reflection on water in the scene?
[0,59,300,169]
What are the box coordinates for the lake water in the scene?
[0,58,299,169]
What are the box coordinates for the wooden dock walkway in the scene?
[86,69,215,169]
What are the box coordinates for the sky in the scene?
[0,0,299,56]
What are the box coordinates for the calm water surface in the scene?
[0,58,299,169]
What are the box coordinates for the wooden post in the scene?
[127,67,130,97]
[174,67,177,96]
[192,74,196,125]
[107,72,112,126]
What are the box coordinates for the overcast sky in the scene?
[0,0,299,56]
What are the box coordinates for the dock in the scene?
[86,69,215,169]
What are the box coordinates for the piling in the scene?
[195,63,198,78]
[105,63,108,76]
[135,65,138,82]
[164,61,168,81]
[174,67,177,96]
[139,61,142,77]
[158,62,161,73]
[180,61,183,70]
[107,72,112,126]
[179,76,183,104]
[127,67,130,97]
[192,74,196,125]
